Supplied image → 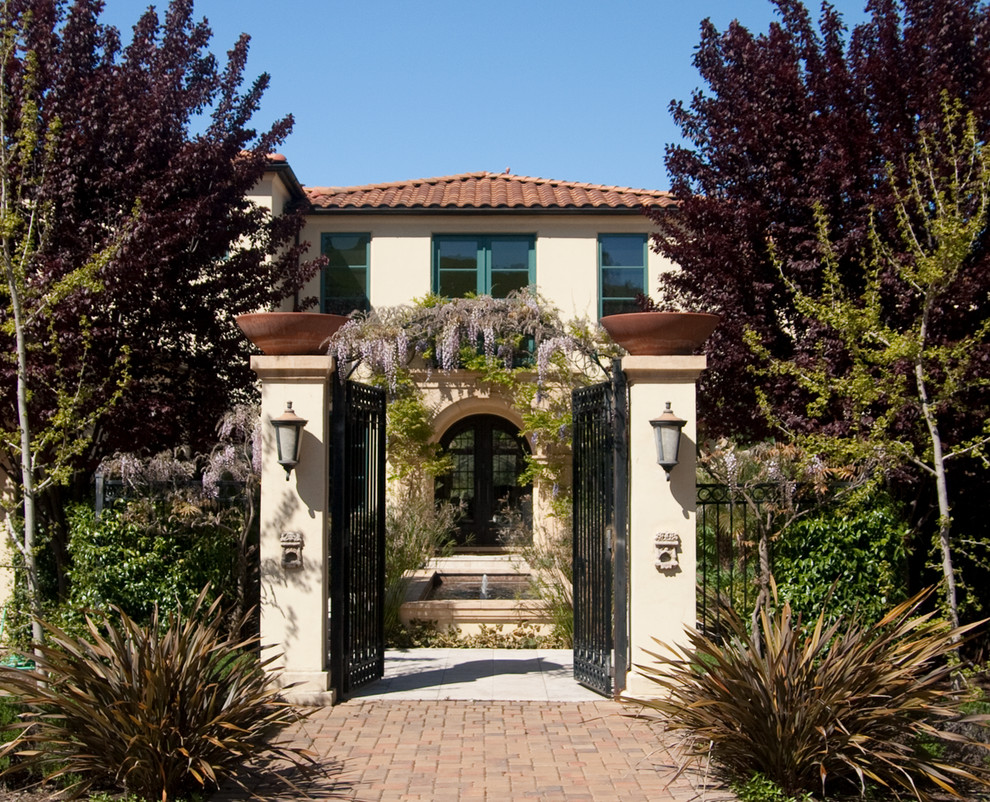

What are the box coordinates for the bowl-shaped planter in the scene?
[600,311,720,356]
[235,312,348,356]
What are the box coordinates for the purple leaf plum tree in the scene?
[0,0,319,629]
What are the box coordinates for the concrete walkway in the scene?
[219,650,736,801]
[350,648,603,702]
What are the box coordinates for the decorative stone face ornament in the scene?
[280,531,304,569]
[654,532,680,572]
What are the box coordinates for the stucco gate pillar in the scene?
[251,355,336,705]
[621,355,706,699]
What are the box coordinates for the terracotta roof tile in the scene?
[304,172,673,211]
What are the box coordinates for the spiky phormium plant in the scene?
[0,592,316,801]
[636,587,990,801]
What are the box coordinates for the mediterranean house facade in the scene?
[248,158,676,549]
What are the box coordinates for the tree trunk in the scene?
[750,524,772,657]
[915,340,959,632]
[8,272,45,651]
[234,487,256,632]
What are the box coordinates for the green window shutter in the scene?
[321,233,370,314]
[434,235,534,298]
[599,234,647,318]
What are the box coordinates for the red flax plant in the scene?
[636,586,990,801]
[0,592,321,801]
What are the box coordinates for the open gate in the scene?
[329,374,387,699]
[572,363,628,698]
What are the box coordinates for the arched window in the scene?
[435,415,532,548]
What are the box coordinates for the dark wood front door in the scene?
[436,414,532,548]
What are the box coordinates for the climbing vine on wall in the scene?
[328,290,620,514]
[331,291,618,647]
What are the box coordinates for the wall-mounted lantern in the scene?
[650,402,686,480]
[271,402,307,480]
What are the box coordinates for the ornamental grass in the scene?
[637,585,990,801]
[0,591,315,801]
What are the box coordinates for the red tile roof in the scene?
[304,172,673,212]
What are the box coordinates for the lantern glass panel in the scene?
[275,424,300,465]
[658,425,681,466]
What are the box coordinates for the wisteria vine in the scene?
[327,290,618,393]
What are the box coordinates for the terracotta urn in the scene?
[235,312,348,356]
[599,311,720,356]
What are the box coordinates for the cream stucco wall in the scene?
[247,172,683,562]
[244,172,715,706]
[251,355,335,703]
[292,212,675,321]
[621,355,705,699]
[247,172,293,217]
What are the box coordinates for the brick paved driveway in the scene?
[224,699,735,801]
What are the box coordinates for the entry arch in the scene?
[435,412,533,548]
[430,395,526,440]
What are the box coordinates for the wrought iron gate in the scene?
[329,375,387,699]
[572,363,628,698]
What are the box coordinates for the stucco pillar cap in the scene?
[250,354,336,381]
[620,354,707,385]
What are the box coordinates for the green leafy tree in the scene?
[0,0,319,631]
[751,105,990,629]
[0,6,130,645]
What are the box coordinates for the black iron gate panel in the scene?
[697,483,776,641]
[329,376,386,699]
[572,366,628,698]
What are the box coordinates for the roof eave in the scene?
[265,160,308,203]
[302,205,671,216]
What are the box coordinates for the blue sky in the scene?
[99,1,869,191]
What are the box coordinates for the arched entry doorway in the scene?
[436,414,532,548]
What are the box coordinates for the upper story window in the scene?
[599,234,647,317]
[433,235,535,298]
[321,233,370,315]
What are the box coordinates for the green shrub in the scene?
[393,620,556,649]
[637,585,990,801]
[0,696,21,773]
[384,496,458,643]
[519,524,573,647]
[733,774,813,802]
[0,592,312,801]
[65,501,239,628]
[774,495,908,626]
[497,500,574,648]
